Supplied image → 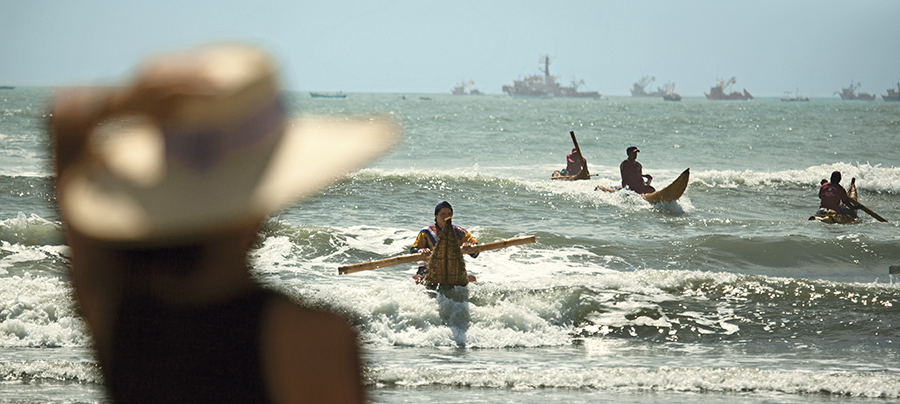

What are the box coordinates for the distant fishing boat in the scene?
[835,81,875,101]
[781,88,809,102]
[630,76,665,97]
[883,83,900,102]
[310,92,347,99]
[451,80,481,95]
[705,77,753,100]
[662,82,681,101]
[0,86,14,90]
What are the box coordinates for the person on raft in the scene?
[410,201,478,284]
[620,146,656,193]
[559,147,586,176]
[817,171,859,217]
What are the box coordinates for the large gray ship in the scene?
[502,56,600,99]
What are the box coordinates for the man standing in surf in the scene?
[410,201,478,284]
[620,146,656,193]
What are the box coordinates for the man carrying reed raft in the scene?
[410,201,478,285]
[337,201,535,279]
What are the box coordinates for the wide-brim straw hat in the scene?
[57,43,400,245]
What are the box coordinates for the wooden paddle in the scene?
[848,177,888,222]
[338,235,536,275]
[851,199,888,222]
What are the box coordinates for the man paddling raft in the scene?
[810,171,862,224]
[808,172,889,224]
[551,131,592,180]
[619,146,655,193]
[816,171,858,218]
[555,147,586,177]
[594,145,690,204]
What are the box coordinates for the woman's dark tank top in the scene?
[107,288,274,404]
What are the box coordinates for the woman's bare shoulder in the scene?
[261,295,365,404]
[267,296,356,338]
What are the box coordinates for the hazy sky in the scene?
[2,0,898,97]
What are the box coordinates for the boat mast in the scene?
[539,56,553,82]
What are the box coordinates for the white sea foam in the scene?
[0,213,64,246]
[0,358,102,383]
[367,364,900,398]
[695,163,900,191]
[339,225,417,256]
[358,163,900,194]
[0,272,87,347]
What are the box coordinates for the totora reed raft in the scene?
[423,217,469,287]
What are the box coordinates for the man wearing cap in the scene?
[817,171,858,217]
[620,146,656,193]
[49,43,397,404]
[410,201,478,284]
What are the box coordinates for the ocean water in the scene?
[1,88,899,403]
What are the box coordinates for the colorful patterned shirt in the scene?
[410,223,479,258]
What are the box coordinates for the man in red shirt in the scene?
[620,146,655,193]
[817,171,858,217]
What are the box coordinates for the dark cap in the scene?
[626,146,640,154]
[830,171,841,183]
[434,201,453,215]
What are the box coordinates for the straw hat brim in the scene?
[59,115,400,245]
